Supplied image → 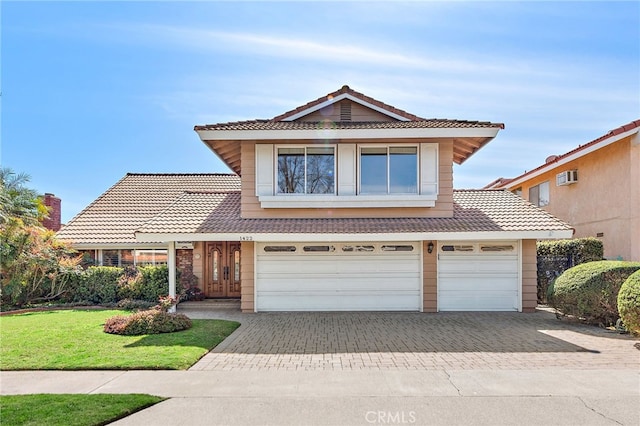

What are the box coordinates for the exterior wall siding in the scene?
[241,139,454,219]
[630,134,640,260]
[423,240,437,312]
[521,239,538,313]
[510,137,633,260]
[240,241,255,312]
[300,100,396,122]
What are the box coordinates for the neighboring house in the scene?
[487,119,640,261]
[57,85,572,312]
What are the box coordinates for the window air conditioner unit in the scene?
[556,170,578,186]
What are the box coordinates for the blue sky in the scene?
[2,1,638,223]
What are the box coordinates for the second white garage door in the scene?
[255,242,421,311]
[438,241,520,311]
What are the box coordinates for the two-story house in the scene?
[486,119,639,261]
[57,85,572,312]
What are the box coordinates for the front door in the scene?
[205,242,241,298]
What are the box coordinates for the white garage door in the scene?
[438,241,519,311]
[256,242,421,311]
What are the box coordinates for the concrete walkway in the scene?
[2,306,639,425]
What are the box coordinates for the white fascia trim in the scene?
[196,127,500,141]
[281,93,412,122]
[258,194,436,208]
[135,229,574,243]
[506,127,639,188]
[69,243,170,250]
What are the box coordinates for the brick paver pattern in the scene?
[182,307,640,371]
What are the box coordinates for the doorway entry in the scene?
[204,242,241,298]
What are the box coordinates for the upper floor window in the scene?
[360,146,417,194]
[529,181,549,207]
[277,146,335,194]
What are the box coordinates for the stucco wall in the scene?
[511,137,634,260]
[423,240,437,312]
[240,241,255,312]
[630,134,640,261]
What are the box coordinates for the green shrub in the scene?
[70,267,123,305]
[617,270,640,335]
[537,238,603,304]
[103,309,192,335]
[116,266,144,301]
[116,298,155,311]
[138,265,183,302]
[548,260,640,326]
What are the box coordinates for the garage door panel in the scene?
[257,293,419,312]
[438,294,519,311]
[438,277,518,292]
[256,242,421,311]
[257,276,420,292]
[438,241,519,312]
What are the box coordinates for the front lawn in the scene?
[0,394,165,426]
[0,310,239,370]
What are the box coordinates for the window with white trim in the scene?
[529,181,549,207]
[359,146,418,194]
[277,146,335,194]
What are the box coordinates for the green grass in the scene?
[0,310,240,370]
[0,394,165,426]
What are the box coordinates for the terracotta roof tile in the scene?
[56,173,241,245]
[136,189,571,235]
[195,119,503,132]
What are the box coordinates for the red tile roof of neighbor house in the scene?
[490,118,640,188]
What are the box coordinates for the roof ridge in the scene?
[126,172,239,177]
[272,85,426,122]
[183,190,241,194]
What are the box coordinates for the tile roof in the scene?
[195,85,505,173]
[136,189,572,236]
[492,118,640,187]
[195,119,503,132]
[56,173,241,245]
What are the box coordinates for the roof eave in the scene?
[134,229,573,243]
[196,126,501,141]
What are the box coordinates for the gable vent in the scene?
[340,102,352,121]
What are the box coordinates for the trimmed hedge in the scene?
[537,238,603,303]
[548,260,640,326]
[617,270,640,335]
[67,265,182,305]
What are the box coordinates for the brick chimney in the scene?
[42,193,62,232]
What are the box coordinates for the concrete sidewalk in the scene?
[2,369,639,425]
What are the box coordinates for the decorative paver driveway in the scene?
[182,306,640,371]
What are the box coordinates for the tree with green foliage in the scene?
[0,167,80,307]
[0,167,46,226]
